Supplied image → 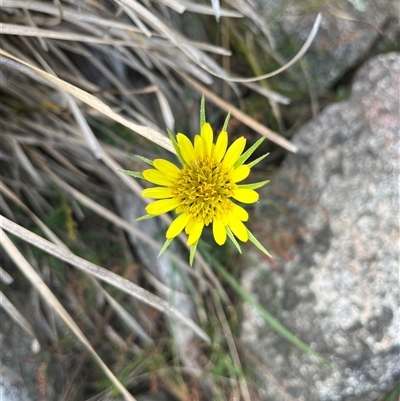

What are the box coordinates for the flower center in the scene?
[173,157,236,225]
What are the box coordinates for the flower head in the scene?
[122,100,270,264]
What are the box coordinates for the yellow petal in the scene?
[201,123,213,156]
[231,165,250,183]
[213,219,227,245]
[214,130,228,163]
[185,218,196,234]
[187,220,204,245]
[145,198,180,215]
[223,137,246,168]
[233,188,259,204]
[194,135,204,159]
[142,187,173,199]
[143,169,174,186]
[176,133,195,164]
[221,213,229,226]
[166,213,190,239]
[228,214,248,242]
[232,203,249,221]
[153,159,181,179]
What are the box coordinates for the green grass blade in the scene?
[167,129,184,164]
[119,169,144,179]
[222,111,231,132]
[247,152,269,168]
[234,137,266,168]
[385,383,400,401]
[200,94,206,131]
[226,227,241,254]
[136,214,155,221]
[210,258,333,367]
[158,238,173,257]
[189,241,198,266]
[247,228,271,257]
[135,155,154,165]
[238,180,269,190]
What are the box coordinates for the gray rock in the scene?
[253,0,398,92]
[241,53,400,401]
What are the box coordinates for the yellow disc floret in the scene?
[173,156,236,226]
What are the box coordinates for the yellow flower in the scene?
[121,103,270,264]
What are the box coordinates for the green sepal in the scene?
[119,169,144,179]
[158,238,173,257]
[200,94,206,131]
[247,228,271,258]
[136,214,155,221]
[234,137,266,168]
[167,128,184,165]
[189,241,199,266]
[135,155,154,166]
[238,180,269,190]
[222,111,231,133]
[226,227,242,254]
[247,152,269,168]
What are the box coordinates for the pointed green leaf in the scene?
[200,94,206,130]
[247,228,271,257]
[167,129,184,165]
[158,238,173,257]
[247,152,269,168]
[189,241,198,266]
[234,137,266,168]
[136,214,155,221]
[238,180,269,190]
[135,155,154,166]
[119,169,144,179]
[222,111,231,132]
[226,227,242,254]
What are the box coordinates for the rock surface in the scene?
[241,52,400,401]
[254,0,398,92]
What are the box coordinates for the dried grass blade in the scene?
[22,8,48,51]
[41,145,88,179]
[0,228,137,401]
[156,0,186,13]
[224,0,276,50]
[242,81,291,105]
[1,0,142,33]
[155,89,175,131]
[180,72,298,153]
[102,290,153,344]
[0,181,67,249]
[213,292,251,401]
[0,49,174,153]
[0,194,15,221]
[64,92,104,159]
[0,266,13,285]
[200,12,322,82]
[211,0,222,21]
[117,1,152,37]
[0,216,210,343]
[0,23,148,47]
[0,290,40,352]
[11,140,45,186]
